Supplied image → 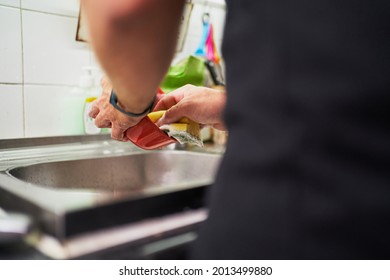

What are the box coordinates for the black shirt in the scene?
[192,0,390,259]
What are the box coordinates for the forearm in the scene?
[82,0,185,114]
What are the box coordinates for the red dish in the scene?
[125,88,177,150]
[125,116,177,150]
[125,89,177,149]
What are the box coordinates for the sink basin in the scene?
[8,151,221,195]
[0,150,222,243]
[0,138,224,259]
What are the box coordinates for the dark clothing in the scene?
[192,0,390,259]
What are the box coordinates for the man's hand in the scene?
[154,84,226,131]
[89,77,144,141]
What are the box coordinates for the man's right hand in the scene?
[154,84,226,131]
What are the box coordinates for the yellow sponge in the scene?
[147,111,165,123]
[147,110,203,147]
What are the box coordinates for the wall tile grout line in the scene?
[20,7,78,19]
[0,4,78,19]
[20,4,26,137]
[0,83,23,86]
[23,83,77,88]
[0,4,18,9]
[191,0,226,10]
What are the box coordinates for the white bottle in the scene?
[61,67,101,135]
[80,66,102,135]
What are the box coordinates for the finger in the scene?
[111,124,127,142]
[154,95,179,111]
[89,103,100,118]
[156,104,185,126]
[94,114,111,128]
[154,93,165,104]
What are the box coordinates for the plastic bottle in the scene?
[60,67,102,135]
[61,76,88,135]
[80,67,102,135]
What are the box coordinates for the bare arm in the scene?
[82,0,185,114]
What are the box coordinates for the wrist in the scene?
[110,90,156,117]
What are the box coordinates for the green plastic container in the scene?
[160,55,206,93]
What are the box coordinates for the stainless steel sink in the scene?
[8,151,220,195]
[0,141,223,259]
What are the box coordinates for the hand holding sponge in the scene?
[147,111,203,147]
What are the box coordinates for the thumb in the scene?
[156,105,183,126]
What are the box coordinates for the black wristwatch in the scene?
[109,89,156,117]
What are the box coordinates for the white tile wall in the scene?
[0,0,20,8]
[24,85,84,137]
[0,85,24,139]
[21,0,79,17]
[0,6,22,83]
[22,10,90,86]
[0,0,226,139]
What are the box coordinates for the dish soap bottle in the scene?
[80,66,102,135]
